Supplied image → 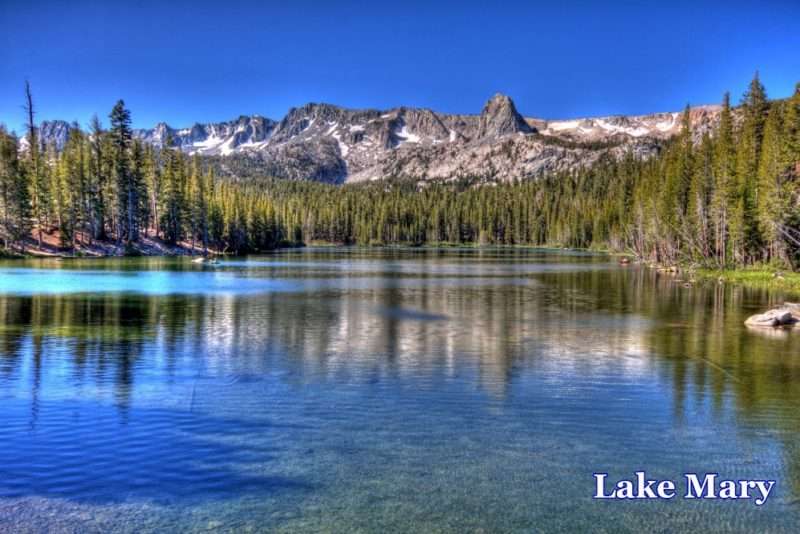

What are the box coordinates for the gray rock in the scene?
[477,93,535,139]
[744,308,798,327]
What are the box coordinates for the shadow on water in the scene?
[374,306,449,322]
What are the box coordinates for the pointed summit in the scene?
[477,93,534,139]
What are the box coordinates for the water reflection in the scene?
[2,255,800,439]
[1,250,800,530]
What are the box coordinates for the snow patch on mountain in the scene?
[30,96,721,184]
[396,126,420,144]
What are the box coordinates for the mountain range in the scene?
[28,94,721,183]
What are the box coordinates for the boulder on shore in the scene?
[745,307,799,328]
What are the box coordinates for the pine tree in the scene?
[756,103,786,261]
[0,129,31,251]
[87,115,108,241]
[776,84,800,265]
[785,83,800,165]
[139,144,159,238]
[711,93,736,266]
[109,100,139,245]
[130,139,149,240]
[734,73,769,263]
[688,133,714,258]
[187,156,207,253]
[159,138,186,245]
[24,81,48,247]
[0,129,12,248]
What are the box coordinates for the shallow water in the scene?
[1,248,800,532]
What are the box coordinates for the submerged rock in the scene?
[744,307,798,328]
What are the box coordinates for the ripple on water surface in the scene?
[0,250,799,532]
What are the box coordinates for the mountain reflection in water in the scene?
[1,249,799,532]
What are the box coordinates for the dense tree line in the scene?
[0,94,285,255]
[628,75,800,268]
[223,75,800,268]
[1,76,799,268]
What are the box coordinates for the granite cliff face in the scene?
[29,94,721,184]
[477,93,535,138]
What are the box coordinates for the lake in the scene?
[1,248,799,532]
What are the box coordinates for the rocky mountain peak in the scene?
[477,93,535,139]
[19,120,72,152]
[29,96,722,184]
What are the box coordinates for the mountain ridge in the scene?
[24,94,721,183]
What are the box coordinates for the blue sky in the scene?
[1,0,799,133]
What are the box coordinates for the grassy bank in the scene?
[694,268,800,294]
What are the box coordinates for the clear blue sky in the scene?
[1,0,799,133]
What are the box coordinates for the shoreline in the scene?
[0,232,214,259]
[0,238,621,259]
[694,268,800,294]
[634,259,800,295]
[6,241,798,295]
